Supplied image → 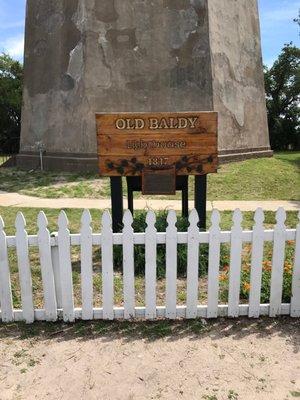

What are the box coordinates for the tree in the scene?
[264,44,300,150]
[294,9,300,27]
[0,53,23,154]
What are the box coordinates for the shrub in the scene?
[113,210,230,278]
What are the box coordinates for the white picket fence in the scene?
[0,208,299,323]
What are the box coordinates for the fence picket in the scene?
[186,209,200,319]
[145,211,157,320]
[15,213,34,323]
[80,210,93,320]
[207,210,221,318]
[291,211,300,317]
[58,211,75,322]
[166,210,178,319]
[269,208,286,317]
[0,217,13,322]
[123,210,135,319]
[37,212,57,321]
[249,208,265,318]
[228,209,243,317]
[51,243,62,309]
[0,207,298,323]
[101,211,114,320]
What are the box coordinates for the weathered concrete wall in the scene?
[18,0,271,171]
[19,0,213,170]
[208,0,270,160]
[20,0,89,157]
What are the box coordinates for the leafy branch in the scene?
[106,155,214,175]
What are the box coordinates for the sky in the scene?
[0,0,299,66]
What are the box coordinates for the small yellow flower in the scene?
[262,260,272,271]
[244,245,252,253]
[242,264,251,272]
[284,263,293,274]
[243,282,251,292]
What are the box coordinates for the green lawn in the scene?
[0,152,299,200]
[207,152,300,201]
[0,169,111,198]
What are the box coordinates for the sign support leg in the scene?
[182,176,189,218]
[127,186,134,214]
[126,177,134,214]
[110,177,123,232]
[195,175,207,231]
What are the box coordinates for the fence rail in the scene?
[0,208,299,323]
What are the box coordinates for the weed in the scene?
[290,392,300,398]
[228,390,239,399]
[27,358,39,367]
[14,349,27,359]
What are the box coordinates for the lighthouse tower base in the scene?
[18,0,272,172]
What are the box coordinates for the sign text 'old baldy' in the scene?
[96,112,218,177]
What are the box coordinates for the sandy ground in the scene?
[1,191,300,211]
[0,318,299,400]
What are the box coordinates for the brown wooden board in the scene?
[96,112,218,176]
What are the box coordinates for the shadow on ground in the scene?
[0,317,299,353]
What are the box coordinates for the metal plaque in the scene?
[142,168,176,195]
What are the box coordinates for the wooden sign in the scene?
[96,112,218,176]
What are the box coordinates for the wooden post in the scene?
[195,175,207,230]
[182,176,189,218]
[127,178,134,214]
[110,177,123,232]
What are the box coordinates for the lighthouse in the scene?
[18,0,272,171]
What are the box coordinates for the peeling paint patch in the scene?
[68,42,84,82]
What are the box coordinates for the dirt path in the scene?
[0,318,299,400]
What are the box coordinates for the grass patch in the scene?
[0,152,299,200]
[1,317,299,342]
[0,319,213,341]
[0,168,111,198]
[208,152,300,201]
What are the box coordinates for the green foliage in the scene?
[0,53,23,153]
[219,241,295,304]
[113,210,230,278]
[264,44,300,150]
